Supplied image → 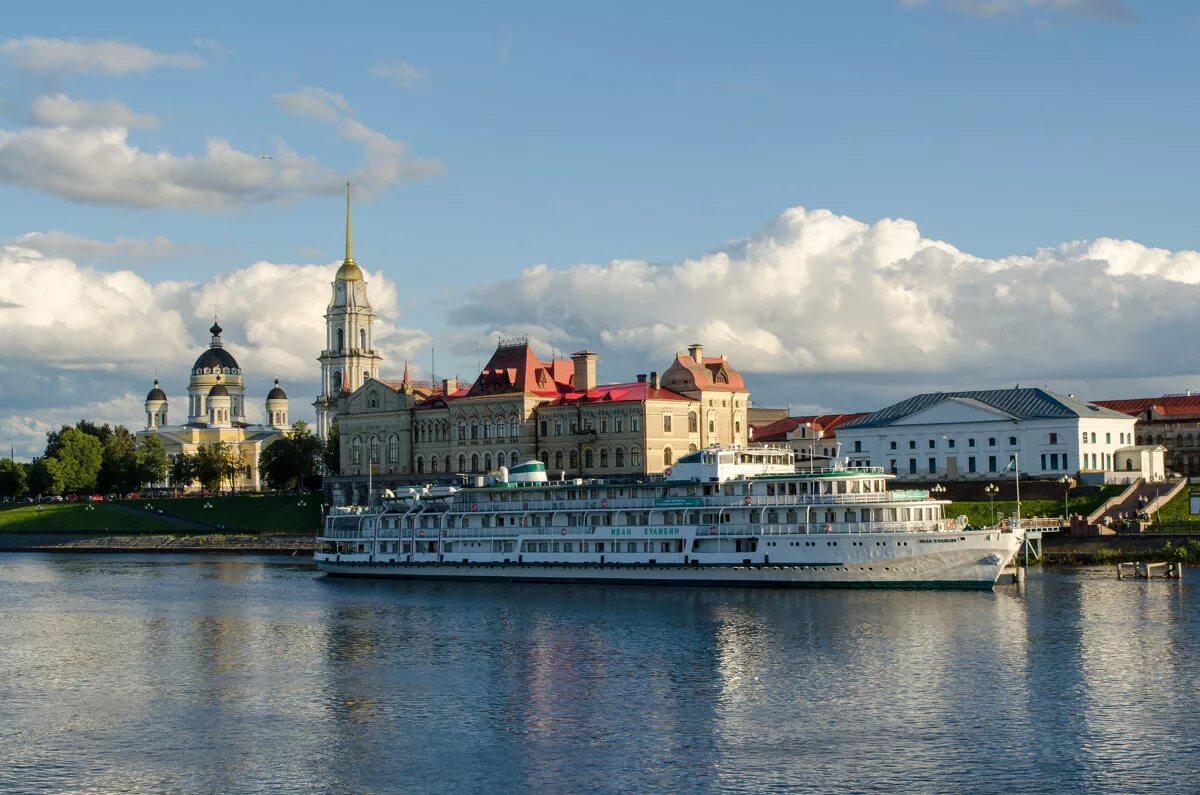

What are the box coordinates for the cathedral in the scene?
[135,320,291,491]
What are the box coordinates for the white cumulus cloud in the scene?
[450,206,1200,405]
[0,246,430,458]
[9,231,200,266]
[0,36,204,75]
[272,87,351,122]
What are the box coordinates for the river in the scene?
[0,554,1196,794]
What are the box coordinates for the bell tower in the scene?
[314,182,383,439]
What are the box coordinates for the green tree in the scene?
[0,458,27,500]
[220,443,246,493]
[192,444,224,492]
[136,435,169,487]
[323,420,341,476]
[169,452,195,492]
[260,421,323,491]
[25,457,64,497]
[99,426,140,493]
[48,427,103,494]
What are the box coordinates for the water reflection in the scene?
[0,555,1198,794]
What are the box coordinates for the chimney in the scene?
[649,371,660,389]
[688,343,703,363]
[442,377,458,394]
[571,350,598,392]
[636,373,647,384]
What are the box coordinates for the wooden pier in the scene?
[1116,561,1185,580]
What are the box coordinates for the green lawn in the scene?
[1154,490,1200,524]
[948,486,1124,527]
[118,495,321,533]
[0,494,321,535]
[0,503,177,533]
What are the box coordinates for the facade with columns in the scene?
[313,183,382,440]
[135,321,291,491]
[327,340,751,505]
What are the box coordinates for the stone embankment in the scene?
[0,533,317,555]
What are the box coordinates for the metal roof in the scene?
[841,388,1131,429]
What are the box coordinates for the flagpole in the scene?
[1014,451,1021,531]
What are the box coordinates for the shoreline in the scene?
[0,532,317,556]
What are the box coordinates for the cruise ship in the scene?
[316,445,1025,589]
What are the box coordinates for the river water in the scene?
[0,554,1197,794]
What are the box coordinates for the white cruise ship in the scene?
[315,445,1024,589]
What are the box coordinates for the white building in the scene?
[836,388,1143,482]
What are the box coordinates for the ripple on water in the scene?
[0,555,1198,794]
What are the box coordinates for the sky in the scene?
[2,0,1199,459]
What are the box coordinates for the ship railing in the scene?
[440,490,934,514]
[709,520,953,536]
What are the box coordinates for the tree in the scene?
[323,420,341,476]
[0,458,27,500]
[47,427,102,494]
[219,444,246,493]
[260,421,323,491]
[25,457,64,497]
[137,435,169,487]
[169,452,195,492]
[99,426,140,493]
[192,445,224,492]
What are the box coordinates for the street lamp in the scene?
[808,425,825,474]
[984,483,1000,525]
[1058,475,1075,523]
[930,483,947,497]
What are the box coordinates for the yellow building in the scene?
[136,321,290,491]
[329,339,750,505]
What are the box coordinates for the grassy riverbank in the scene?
[949,485,1123,526]
[0,495,320,535]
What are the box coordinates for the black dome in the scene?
[208,383,230,397]
[146,378,167,402]
[192,347,240,373]
[266,378,287,400]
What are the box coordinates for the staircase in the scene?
[1083,477,1186,532]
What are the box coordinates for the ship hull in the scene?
[316,540,1021,590]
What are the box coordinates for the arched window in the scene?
[458,420,466,441]
[482,420,491,439]
[336,328,344,352]
[688,444,697,452]
[333,370,343,393]
[431,457,439,473]
[615,448,625,468]
[360,328,367,350]
[554,451,564,471]
[510,451,520,468]
[363,370,371,383]
[735,421,741,434]
[484,453,492,472]
[388,435,399,463]
[471,453,479,472]
[709,420,715,434]
[600,449,609,468]
[663,447,673,467]
[570,450,579,469]
[416,457,424,473]
[458,454,466,472]
[444,455,451,473]
[351,437,362,465]
[369,436,380,465]
[688,412,698,432]
[509,416,519,437]
[630,447,641,468]
[584,449,594,468]
[471,421,479,440]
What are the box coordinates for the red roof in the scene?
[664,353,746,392]
[466,341,568,397]
[546,381,695,406]
[1095,396,1200,419]
[751,413,868,442]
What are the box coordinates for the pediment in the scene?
[891,397,1017,426]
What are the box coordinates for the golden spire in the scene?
[335,180,363,281]
[344,181,353,264]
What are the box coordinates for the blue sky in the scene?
[2,0,1199,457]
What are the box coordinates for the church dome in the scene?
[266,377,287,400]
[335,258,363,281]
[146,379,167,402]
[208,382,230,398]
[192,347,240,373]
